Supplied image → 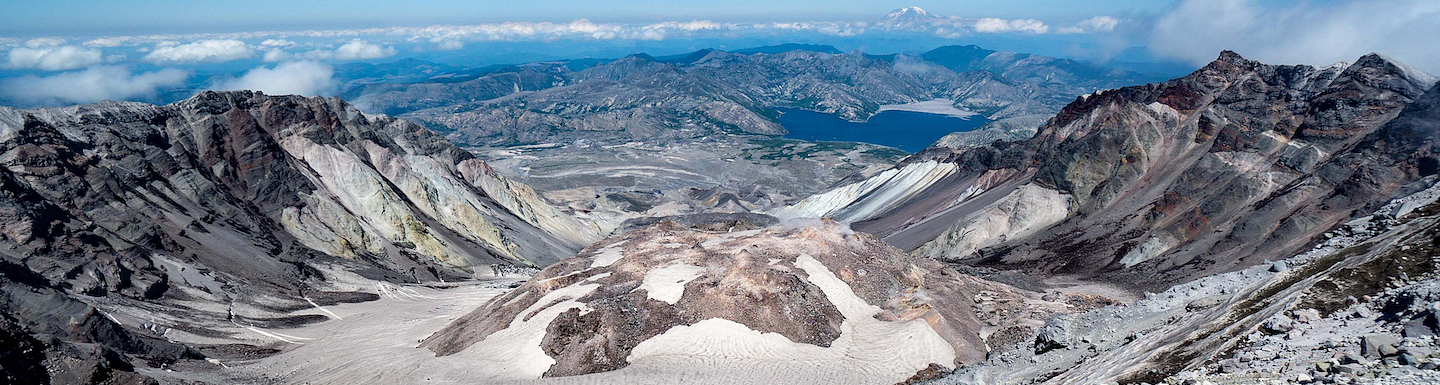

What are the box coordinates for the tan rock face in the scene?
[422,220,1002,379]
[0,91,597,305]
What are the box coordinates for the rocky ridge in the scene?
[924,177,1440,384]
[781,51,1440,289]
[0,91,598,383]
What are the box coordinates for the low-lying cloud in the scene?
[7,45,103,71]
[1149,0,1440,73]
[972,18,1049,34]
[1057,16,1119,34]
[6,8,1122,66]
[144,39,253,64]
[0,66,189,106]
[262,40,396,62]
[332,40,396,60]
[211,61,336,96]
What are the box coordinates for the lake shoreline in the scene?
[777,107,989,152]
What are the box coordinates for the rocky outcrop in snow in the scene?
[421,220,1021,383]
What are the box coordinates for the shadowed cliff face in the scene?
[781,51,1439,290]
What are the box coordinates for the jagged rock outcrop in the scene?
[0,91,596,289]
[0,91,599,382]
[1,258,198,385]
[783,51,1439,289]
[420,220,1022,383]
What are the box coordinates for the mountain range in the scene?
[2,45,1439,384]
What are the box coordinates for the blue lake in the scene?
[775,108,989,153]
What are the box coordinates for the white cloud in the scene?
[144,39,253,64]
[7,45,104,71]
[1149,0,1440,73]
[211,61,336,96]
[24,38,66,47]
[0,66,189,106]
[1057,16,1119,34]
[269,40,397,61]
[83,38,129,48]
[644,20,723,32]
[261,48,293,62]
[973,18,1049,34]
[260,39,296,48]
[331,40,396,60]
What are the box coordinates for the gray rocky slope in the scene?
[927,176,1440,384]
[781,51,1440,291]
[0,91,597,383]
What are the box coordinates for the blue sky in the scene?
[2,1,1170,35]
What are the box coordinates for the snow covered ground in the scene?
[225,257,956,385]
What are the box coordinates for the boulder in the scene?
[1402,311,1440,338]
[1261,314,1294,334]
[1361,334,1401,358]
[1034,315,1073,355]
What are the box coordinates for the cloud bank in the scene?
[332,40,397,60]
[6,7,1119,64]
[0,66,189,106]
[972,18,1049,34]
[7,45,103,71]
[1149,0,1440,72]
[211,61,336,96]
[262,40,396,62]
[1057,16,1119,34]
[144,39,253,64]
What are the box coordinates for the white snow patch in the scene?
[454,281,600,379]
[585,272,612,282]
[621,255,955,384]
[633,262,707,304]
[589,245,625,268]
[774,160,958,223]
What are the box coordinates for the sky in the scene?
[1,0,1438,108]
[2,1,1167,35]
